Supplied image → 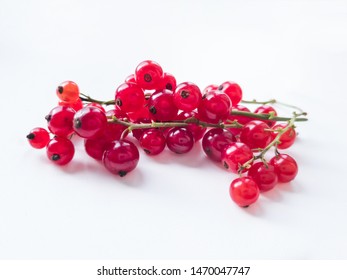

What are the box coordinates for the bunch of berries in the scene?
[27,60,307,208]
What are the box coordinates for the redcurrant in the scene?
[240,120,272,149]
[173,82,202,112]
[222,142,253,173]
[56,81,80,103]
[46,105,75,137]
[271,123,296,149]
[115,82,145,113]
[135,60,163,90]
[269,154,298,183]
[148,90,178,121]
[247,162,278,191]
[198,90,231,123]
[218,81,242,106]
[230,177,260,207]
[27,127,50,149]
[166,127,194,154]
[46,136,75,165]
[254,105,277,127]
[139,129,166,155]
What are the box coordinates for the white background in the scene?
[1,0,347,260]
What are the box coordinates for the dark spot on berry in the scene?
[202,94,207,99]
[116,98,122,107]
[149,106,157,114]
[74,118,82,129]
[144,149,151,154]
[52,154,60,161]
[242,205,250,208]
[45,114,52,122]
[223,161,229,169]
[57,86,63,94]
[166,83,173,91]
[180,90,189,99]
[204,147,211,155]
[26,133,35,140]
[144,73,152,83]
[218,85,224,91]
[118,170,127,177]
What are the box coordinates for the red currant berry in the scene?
[176,111,207,142]
[139,129,166,155]
[125,74,136,83]
[46,136,75,165]
[271,123,296,149]
[56,81,80,103]
[218,81,242,106]
[198,90,231,123]
[160,72,177,91]
[103,140,140,177]
[173,82,202,111]
[86,102,106,112]
[135,60,163,90]
[115,82,145,113]
[269,154,298,183]
[254,105,277,127]
[73,106,107,139]
[58,98,83,112]
[26,127,50,149]
[230,177,260,207]
[103,109,128,142]
[202,128,236,162]
[166,127,194,154]
[227,105,253,136]
[240,120,272,149]
[46,105,75,137]
[148,90,178,121]
[202,84,218,95]
[222,142,253,173]
[84,138,111,160]
[247,162,278,191]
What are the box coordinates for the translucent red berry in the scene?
[166,127,194,154]
[173,82,202,112]
[176,111,207,142]
[115,82,145,113]
[254,105,277,127]
[139,129,166,155]
[103,140,140,177]
[58,98,83,112]
[222,142,254,173]
[46,105,76,137]
[271,123,296,149]
[148,90,178,121]
[84,138,111,160]
[135,60,163,90]
[227,105,253,136]
[202,128,236,162]
[26,127,50,149]
[247,162,278,191]
[73,106,107,139]
[46,137,75,165]
[160,73,177,92]
[269,154,298,183]
[230,177,260,207]
[240,120,272,149]
[56,81,80,103]
[198,90,231,123]
[125,74,136,83]
[218,81,242,106]
[202,84,218,95]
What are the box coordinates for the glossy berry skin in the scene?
[173,82,202,112]
[103,109,128,142]
[202,128,236,162]
[222,142,253,173]
[254,105,277,127]
[115,82,145,113]
[46,105,75,137]
[247,162,278,191]
[56,81,80,103]
[198,90,231,123]
[103,140,140,177]
[240,120,272,149]
[84,138,111,160]
[46,137,74,165]
[218,81,242,106]
[26,127,50,149]
[131,118,152,140]
[176,111,207,142]
[269,154,298,183]
[73,106,107,139]
[227,105,253,136]
[139,129,166,155]
[58,98,83,112]
[148,90,178,121]
[125,74,136,83]
[160,72,177,91]
[271,123,296,149]
[166,127,194,154]
[230,177,260,207]
[135,60,163,90]
[202,84,218,95]
[86,102,106,112]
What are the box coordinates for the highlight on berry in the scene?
[26,60,308,208]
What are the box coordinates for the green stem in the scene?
[80,93,115,106]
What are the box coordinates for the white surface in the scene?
[1,0,347,259]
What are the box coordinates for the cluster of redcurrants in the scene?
[27,60,300,208]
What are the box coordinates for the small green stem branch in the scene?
[80,93,115,106]
[239,113,299,173]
